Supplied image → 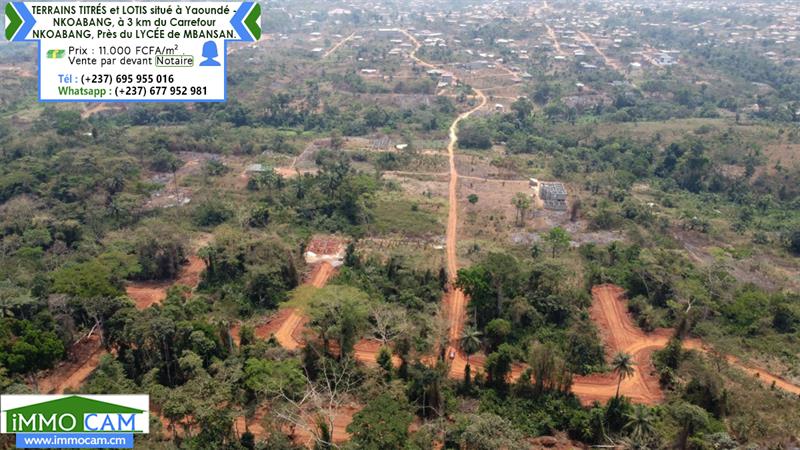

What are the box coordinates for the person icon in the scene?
[199,41,221,66]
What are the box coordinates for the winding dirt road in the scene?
[393,32,800,402]
[397,29,436,70]
[270,262,335,350]
[443,91,487,369]
[272,308,307,351]
[396,28,489,377]
[572,285,675,404]
[455,284,800,405]
[574,285,800,403]
[264,29,490,379]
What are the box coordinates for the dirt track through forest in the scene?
[458,285,800,405]
[572,285,675,404]
[44,234,212,393]
[269,262,335,350]
[240,32,491,441]
[575,285,800,402]
[386,34,800,402]
[37,334,108,394]
[443,89,487,371]
[53,25,800,447]
[125,255,205,309]
[397,26,490,378]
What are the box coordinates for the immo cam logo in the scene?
[0,395,149,449]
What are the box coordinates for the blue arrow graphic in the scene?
[11,2,36,42]
[230,2,255,42]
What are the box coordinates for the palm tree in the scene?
[511,192,531,226]
[459,327,482,366]
[611,352,636,399]
[624,404,656,443]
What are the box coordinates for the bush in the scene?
[788,229,800,255]
[132,222,188,281]
[458,121,492,149]
[193,200,233,227]
[245,268,289,309]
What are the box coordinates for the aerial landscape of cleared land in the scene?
[1,0,800,448]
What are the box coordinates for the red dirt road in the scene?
[457,285,800,405]
[437,44,488,374]
[572,285,800,404]
[267,262,335,349]
[262,262,403,370]
[570,285,673,404]
[125,255,205,309]
[393,27,498,382]
[37,334,108,394]
[308,262,335,288]
[273,309,307,350]
[238,262,336,351]
[241,261,364,446]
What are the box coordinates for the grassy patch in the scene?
[366,194,443,236]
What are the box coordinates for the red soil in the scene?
[235,403,360,446]
[305,237,345,258]
[272,309,307,351]
[453,285,800,405]
[37,334,108,394]
[308,262,335,288]
[126,254,206,309]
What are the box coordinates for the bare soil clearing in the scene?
[126,254,205,309]
[126,234,211,309]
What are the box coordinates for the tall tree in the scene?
[347,394,413,450]
[528,342,572,395]
[544,226,571,258]
[624,404,657,444]
[611,352,636,399]
[459,327,482,366]
[459,326,482,387]
[511,193,532,226]
[309,286,371,359]
[485,343,515,390]
[669,401,709,450]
